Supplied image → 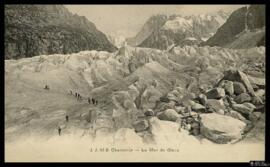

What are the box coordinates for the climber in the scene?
[77,93,81,101]
[66,115,69,122]
[80,94,82,100]
[44,85,50,90]
[70,90,73,95]
[58,126,61,136]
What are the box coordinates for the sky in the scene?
[65,5,246,38]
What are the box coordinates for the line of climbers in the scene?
[69,90,98,105]
[43,86,99,105]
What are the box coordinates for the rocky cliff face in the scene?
[5,5,117,59]
[203,5,265,49]
[246,5,265,30]
[127,11,229,50]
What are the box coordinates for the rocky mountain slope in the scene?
[203,5,265,49]
[5,45,265,145]
[5,5,117,59]
[127,15,168,47]
[127,11,229,50]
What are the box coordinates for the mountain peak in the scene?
[128,10,229,49]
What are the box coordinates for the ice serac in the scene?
[5,5,117,59]
[107,35,127,49]
[199,113,246,144]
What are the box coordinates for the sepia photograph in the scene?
[4,4,266,162]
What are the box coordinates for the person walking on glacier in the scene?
[58,126,61,136]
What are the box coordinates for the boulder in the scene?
[251,83,259,91]
[255,89,265,98]
[248,112,262,122]
[205,88,225,99]
[197,94,207,106]
[216,109,225,115]
[157,109,179,122]
[154,102,174,112]
[251,96,264,105]
[233,82,247,95]
[219,80,234,96]
[182,99,196,107]
[247,75,265,89]
[190,111,199,119]
[175,106,185,114]
[223,69,255,96]
[225,110,247,122]
[234,93,251,104]
[199,113,246,144]
[242,102,256,110]
[167,92,179,102]
[238,71,256,96]
[132,120,149,132]
[231,103,254,117]
[191,102,206,112]
[206,99,226,112]
[144,109,155,116]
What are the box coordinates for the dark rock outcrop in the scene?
[203,5,265,49]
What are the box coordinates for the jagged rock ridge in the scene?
[127,11,229,50]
